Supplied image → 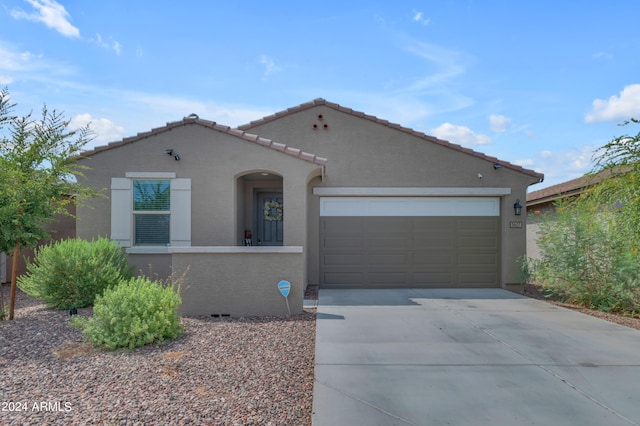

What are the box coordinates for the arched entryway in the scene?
[236,172,283,246]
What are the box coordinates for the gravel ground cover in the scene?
[1,288,316,425]
[521,283,640,330]
[2,284,638,425]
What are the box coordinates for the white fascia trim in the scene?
[313,187,512,196]
[125,172,177,179]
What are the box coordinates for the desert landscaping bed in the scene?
[1,288,316,425]
[520,283,640,330]
[2,285,639,425]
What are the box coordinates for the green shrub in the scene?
[75,276,183,350]
[18,237,133,309]
[528,199,640,315]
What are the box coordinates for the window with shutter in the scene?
[132,179,171,245]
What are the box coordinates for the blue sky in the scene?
[1,1,639,189]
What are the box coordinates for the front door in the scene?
[256,192,283,246]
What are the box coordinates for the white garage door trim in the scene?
[320,197,500,217]
[313,187,511,196]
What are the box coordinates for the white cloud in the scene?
[585,84,640,123]
[379,39,473,120]
[89,33,122,55]
[260,55,282,78]
[0,75,14,85]
[592,51,613,60]
[489,114,511,133]
[117,92,274,134]
[70,113,126,146]
[399,41,468,93]
[0,41,77,85]
[412,11,430,26]
[527,145,596,187]
[430,123,491,146]
[11,0,80,38]
[514,158,535,167]
[0,43,38,72]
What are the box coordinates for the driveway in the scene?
[312,288,640,426]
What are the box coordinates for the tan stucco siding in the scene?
[245,105,540,289]
[172,249,304,317]
[243,106,522,188]
[77,124,321,250]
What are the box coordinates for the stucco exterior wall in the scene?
[244,105,542,288]
[76,124,321,312]
[77,124,320,248]
[76,103,542,298]
[526,222,543,261]
[168,247,304,316]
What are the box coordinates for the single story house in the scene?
[76,98,544,316]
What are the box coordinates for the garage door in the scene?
[319,197,500,289]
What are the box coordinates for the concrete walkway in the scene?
[312,288,640,426]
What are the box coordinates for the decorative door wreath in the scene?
[263,200,283,221]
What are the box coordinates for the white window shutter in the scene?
[111,178,132,247]
[170,178,191,246]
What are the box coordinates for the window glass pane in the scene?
[135,214,170,245]
[134,180,170,211]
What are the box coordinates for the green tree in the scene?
[526,118,640,315]
[0,88,101,320]
[588,118,640,248]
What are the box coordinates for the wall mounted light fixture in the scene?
[165,149,174,155]
[513,199,523,216]
[493,163,502,170]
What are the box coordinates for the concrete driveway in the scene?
[312,288,640,426]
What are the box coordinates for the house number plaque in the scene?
[510,221,523,228]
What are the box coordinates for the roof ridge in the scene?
[237,99,544,181]
[80,117,327,166]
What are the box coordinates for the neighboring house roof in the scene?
[238,98,544,181]
[527,168,627,207]
[81,116,328,166]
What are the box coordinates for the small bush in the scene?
[18,237,133,309]
[75,276,183,350]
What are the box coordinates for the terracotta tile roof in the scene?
[526,167,628,205]
[80,117,328,166]
[237,98,544,181]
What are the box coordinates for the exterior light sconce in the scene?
[513,199,523,216]
[493,163,502,170]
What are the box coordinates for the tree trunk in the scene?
[9,241,20,320]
